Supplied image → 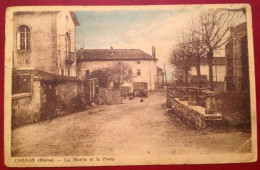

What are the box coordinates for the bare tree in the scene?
[107,62,133,89]
[183,22,207,88]
[170,22,207,88]
[169,44,193,87]
[194,9,244,91]
[90,62,133,89]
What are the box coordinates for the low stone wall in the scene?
[171,98,206,128]
[12,93,41,128]
[12,70,86,128]
[96,88,121,105]
[166,90,222,129]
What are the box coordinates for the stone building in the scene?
[225,22,249,93]
[13,11,80,76]
[77,47,158,92]
[11,11,93,127]
[157,66,164,89]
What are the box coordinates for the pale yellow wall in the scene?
[13,11,77,76]
[57,11,77,76]
[13,12,57,73]
[79,60,157,90]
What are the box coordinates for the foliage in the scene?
[90,62,133,89]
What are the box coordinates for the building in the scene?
[13,11,80,76]
[157,66,164,89]
[225,22,249,93]
[11,11,94,127]
[77,47,158,92]
[189,57,226,82]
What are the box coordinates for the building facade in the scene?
[13,11,80,76]
[189,57,226,83]
[225,23,249,93]
[11,11,94,127]
[77,47,158,92]
[157,66,164,89]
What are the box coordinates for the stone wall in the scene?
[166,89,222,129]
[12,78,41,128]
[12,93,40,128]
[12,72,86,128]
[170,97,207,128]
[96,88,121,105]
[39,79,85,120]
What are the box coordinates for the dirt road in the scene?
[12,91,251,156]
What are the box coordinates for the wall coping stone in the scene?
[173,98,222,120]
[12,93,31,100]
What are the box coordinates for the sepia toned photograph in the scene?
[4,4,257,167]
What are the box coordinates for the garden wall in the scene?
[12,72,86,128]
[96,88,121,105]
[39,80,85,120]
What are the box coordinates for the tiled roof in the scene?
[77,49,156,61]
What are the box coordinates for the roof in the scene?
[70,11,80,26]
[157,66,163,70]
[157,66,164,73]
[200,57,226,65]
[77,49,157,61]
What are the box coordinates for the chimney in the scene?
[152,46,156,58]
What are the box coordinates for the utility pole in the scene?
[120,60,123,104]
[164,64,168,90]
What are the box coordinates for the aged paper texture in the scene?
[4,4,257,167]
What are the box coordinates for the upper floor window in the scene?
[137,61,140,64]
[137,69,141,76]
[17,25,30,51]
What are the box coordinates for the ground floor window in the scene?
[133,82,148,90]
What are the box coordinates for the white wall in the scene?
[79,60,157,90]
[190,65,225,82]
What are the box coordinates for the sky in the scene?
[74,6,245,80]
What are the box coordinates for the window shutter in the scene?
[17,33,20,50]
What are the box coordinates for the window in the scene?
[17,25,30,51]
[60,69,64,76]
[85,70,90,77]
[137,69,141,76]
[133,82,148,90]
[137,61,140,64]
[67,69,70,76]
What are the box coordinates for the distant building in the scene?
[77,47,158,92]
[157,66,164,89]
[225,22,249,92]
[189,57,226,83]
[13,11,80,76]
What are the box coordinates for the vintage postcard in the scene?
[4,4,257,167]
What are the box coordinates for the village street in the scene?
[12,91,251,157]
